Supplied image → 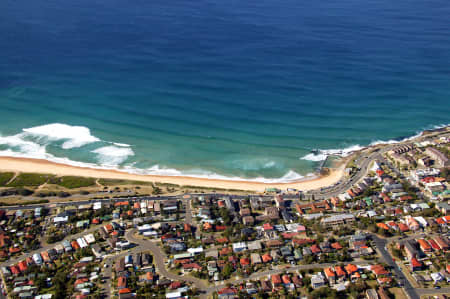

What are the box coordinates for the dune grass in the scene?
[0,172,14,186]
[48,176,96,189]
[7,173,53,187]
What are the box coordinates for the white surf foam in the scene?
[0,122,448,184]
[0,134,48,158]
[121,164,310,183]
[300,123,450,162]
[300,144,365,162]
[92,146,135,166]
[22,123,100,149]
[111,142,131,147]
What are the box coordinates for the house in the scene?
[370,265,389,277]
[434,236,449,251]
[261,253,272,263]
[311,272,326,289]
[240,208,251,217]
[417,239,432,253]
[324,268,336,285]
[232,242,247,253]
[410,258,423,272]
[240,258,250,267]
[334,266,346,282]
[250,253,261,264]
[406,217,420,231]
[242,216,254,226]
[271,274,282,289]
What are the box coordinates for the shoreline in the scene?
[0,156,344,192]
[0,125,447,193]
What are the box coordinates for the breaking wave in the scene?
[92,145,135,166]
[22,123,100,149]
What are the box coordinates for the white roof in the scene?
[84,234,95,244]
[232,242,247,249]
[53,216,68,223]
[431,272,443,282]
[77,237,88,248]
[414,216,428,227]
[187,247,203,254]
[166,292,182,299]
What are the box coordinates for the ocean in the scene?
[0,0,449,182]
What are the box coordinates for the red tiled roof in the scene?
[215,225,227,231]
[240,258,250,266]
[428,239,440,251]
[310,244,321,254]
[324,267,335,277]
[371,265,389,276]
[183,263,202,270]
[411,258,422,269]
[282,275,291,284]
[331,242,343,250]
[398,223,409,232]
[262,254,272,263]
[335,266,346,277]
[345,264,358,275]
[377,223,389,230]
[263,223,273,230]
[18,260,27,272]
[271,274,282,285]
[119,288,131,294]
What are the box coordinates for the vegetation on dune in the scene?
[0,172,14,186]
[48,176,96,189]
[7,173,53,187]
[98,178,154,186]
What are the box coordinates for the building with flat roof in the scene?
[321,214,355,229]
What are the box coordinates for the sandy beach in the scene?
[0,157,344,192]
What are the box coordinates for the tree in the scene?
[222,263,234,279]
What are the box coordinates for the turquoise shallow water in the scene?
[0,0,449,181]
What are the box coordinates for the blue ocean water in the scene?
[0,0,449,181]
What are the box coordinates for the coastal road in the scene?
[371,234,420,299]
